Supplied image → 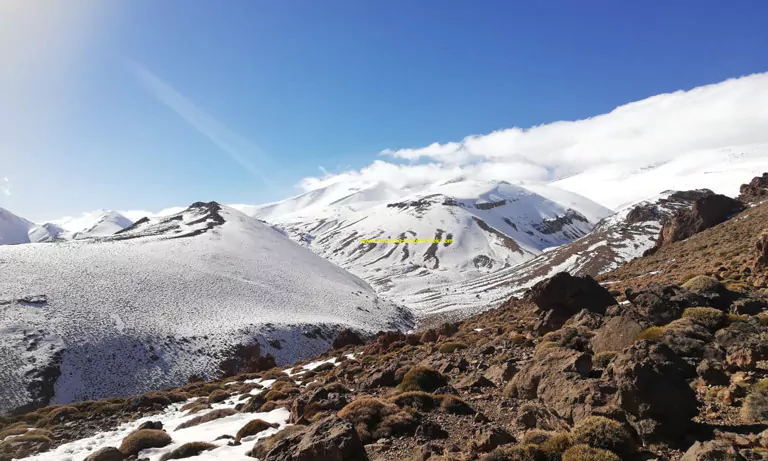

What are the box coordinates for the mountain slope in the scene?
[253,180,611,315]
[404,189,711,318]
[0,202,412,414]
[49,210,134,240]
[0,207,34,245]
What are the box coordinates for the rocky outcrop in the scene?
[255,415,368,461]
[332,329,365,349]
[526,272,617,333]
[605,341,697,443]
[739,173,768,204]
[647,194,745,254]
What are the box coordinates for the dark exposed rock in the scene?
[257,415,368,461]
[219,342,276,377]
[697,359,730,386]
[415,421,449,440]
[753,230,768,274]
[739,173,768,204]
[526,273,617,334]
[473,426,516,452]
[648,194,746,254]
[84,446,126,461]
[290,383,350,424]
[137,421,163,431]
[680,440,746,461]
[332,329,365,350]
[604,341,698,443]
[731,297,768,315]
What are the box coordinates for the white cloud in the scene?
[298,73,768,199]
[1,177,9,196]
[128,60,278,192]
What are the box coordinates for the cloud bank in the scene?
[299,73,768,200]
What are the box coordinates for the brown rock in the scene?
[84,447,126,461]
[739,173,768,204]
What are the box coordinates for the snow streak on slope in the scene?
[252,180,611,316]
[0,207,34,245]
[554,143,768,210]
[403,190,706,318]
[0,203,411,414]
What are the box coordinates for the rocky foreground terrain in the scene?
[2,174,768,461]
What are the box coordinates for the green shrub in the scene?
[592,351,617,369]
[682,275,723,293]
[480,444,542,461]
[119,429,172,456]
[207,389,229,404]
[540,433,573,460]
[337,397,417,443]
[570,416,633,457]
[439,395,474,415]
[159,441,217,460]
[726,313,749,325]
[438,342,468,353]
[636,326,665,341]
[682,307,725,330]
[263,390,287,402]
[260,368,289,380]
[235,419,278,441]
[389,391,439,412]
[741,388,768,423]
[396,366,448,392]
[562,444,620,461]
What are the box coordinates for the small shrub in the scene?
[119,429,172,456]
[562,444,620,461]
[726,313,749,325]
[510,334,527,345]
[480,444,542,461]
[235,419,278,441]
[439,395,474,415]
[159,441,217,460]
[397,366,448,392]
[263,390,287,402]
[682,307,725,330]
[271,381,296,392]
[180,402,211,415]
[337,397,417,443]
[312,362,335,373]
[540,432,573,460]
[207,389,229,404]
[571,416,633,457]
[0,425,29,440]
[438,342,468,353]
[46,406,79,423]
[175,408,238,430]
[389,391,439,411]
[741,388,768,423]
[682,275,723,293]
[592,351,617,369]
[636,326,665,341]
[260,368,289,380]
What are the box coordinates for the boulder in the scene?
[526,273,617,333]
[739,173,768,204]
[84,447,125,461]
[332,329,365,349]
[697,359,729,386]
[290,383,350,424]
[753,230,768,273]
[730,297,768,316]
[474,426,516,452]
[591,313,647,354]
[259,415,368,461]
[649,194,745,253]
[680,440,746,461]
[604,341,698,443]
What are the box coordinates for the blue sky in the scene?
[2,1,768,221]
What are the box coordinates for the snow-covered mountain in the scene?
[401,189,713,318]
[238,179,612,315]
[50,209,134,239]
[0,202,412,414]
[0,207,35,245]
